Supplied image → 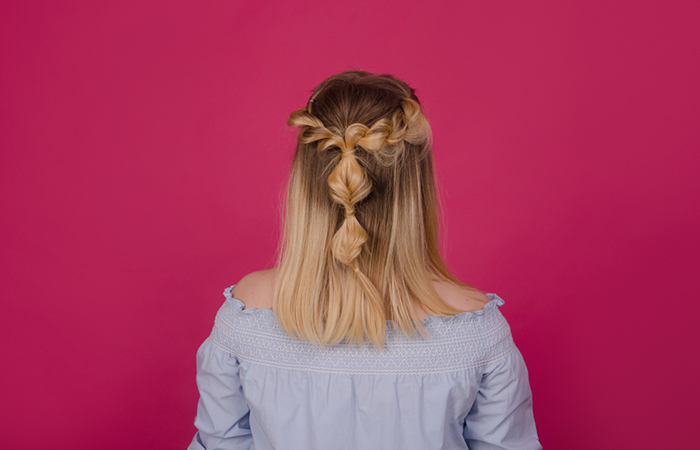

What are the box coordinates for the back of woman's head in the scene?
[275,71,466,348]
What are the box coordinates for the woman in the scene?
[188,71,542,450]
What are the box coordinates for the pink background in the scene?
[1,1,698,448]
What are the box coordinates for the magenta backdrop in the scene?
[1,1,698,448]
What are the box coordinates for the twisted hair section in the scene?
[287,98,430,271]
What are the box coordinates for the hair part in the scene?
[274,71,472,348]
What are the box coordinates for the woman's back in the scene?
[188,273,541,450]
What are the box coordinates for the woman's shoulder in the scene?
[432,278,492,313]
[230,267,278,311]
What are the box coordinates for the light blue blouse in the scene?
[188,286,541,450]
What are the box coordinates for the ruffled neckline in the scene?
[223,285,504,325]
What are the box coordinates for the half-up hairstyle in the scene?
[275,71,475,348]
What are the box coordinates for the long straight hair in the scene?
[274,71,475,348]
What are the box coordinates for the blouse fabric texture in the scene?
[188,286,541,450]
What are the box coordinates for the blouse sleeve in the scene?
[463,348,542,450]
[188,337,253,450]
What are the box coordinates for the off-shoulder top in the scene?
[188,286,541,450]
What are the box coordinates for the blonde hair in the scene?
[274,71,475,348]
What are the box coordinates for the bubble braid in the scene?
[287,98,430,271]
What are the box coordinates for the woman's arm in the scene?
[463,348,542,450]
[188,337,253,450]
